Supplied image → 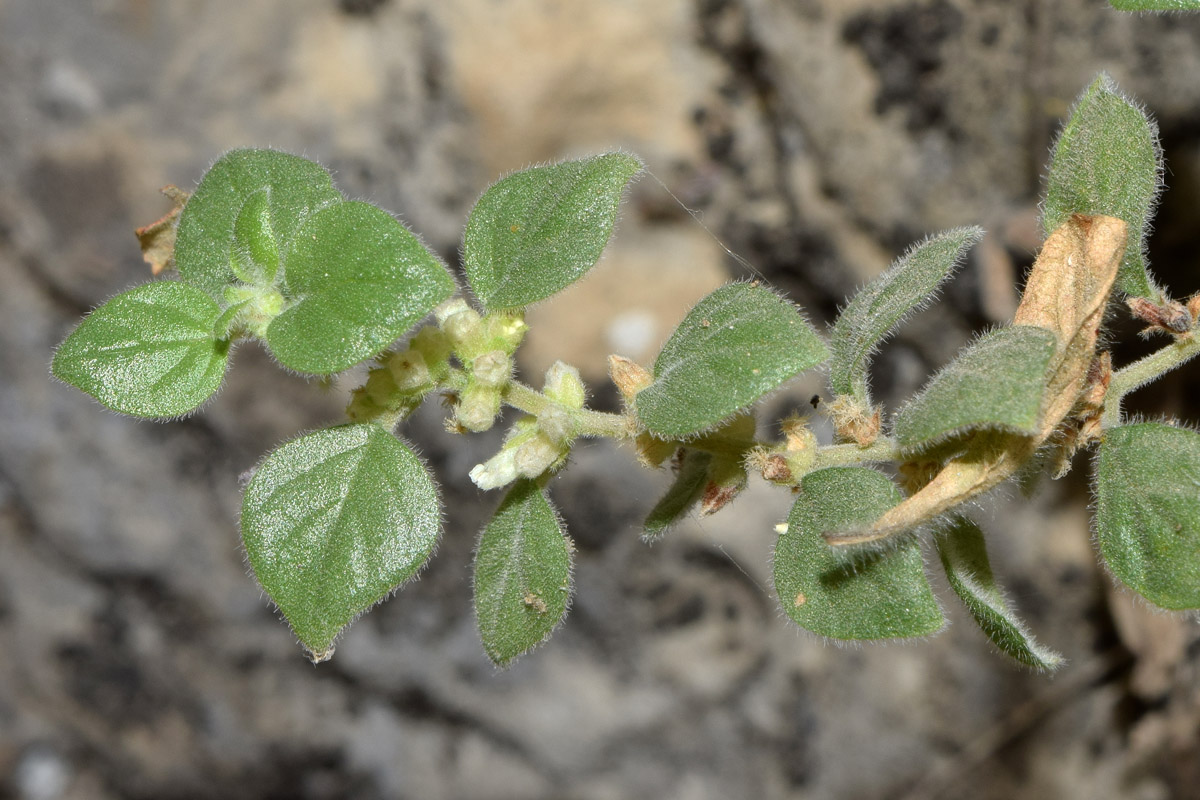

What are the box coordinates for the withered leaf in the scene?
[135,185,189,275]
[828,215,1125,546]
[1013,213,1125,438]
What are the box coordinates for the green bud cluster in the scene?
[469,361,586,490]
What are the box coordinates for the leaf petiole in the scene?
[1101,329,1200,428]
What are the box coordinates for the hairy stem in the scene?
[814,436,904,469]
[1101,333,1200,428]
[501,380,631,438]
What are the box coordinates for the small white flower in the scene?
[469,447,519,490]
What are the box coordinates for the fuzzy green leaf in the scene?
[1095,422,1200,610]
[474,480,572,666]
[175,149,343,298]
[52,281,229,418]
[1044,74,1162,299]
[830,227,983,403]
[773,467,943,639]
[241,424,441,660]
[893,325,1057,450]
[230,188,280,286]
[644,449,713,540]
[463,153,643,309]
[937,516,1063,670]
[636,283,830,438]
[264,201,455,374]
[1110,0,1200,9]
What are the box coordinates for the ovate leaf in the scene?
[52,281,229,418]
[175,149,342,297]
[893,325,1057,451]
[1110,0,1200,9]
[230,188,280,286]
[636,283,830,438]
[936,516,1063,670]
[463,153,643,309]
[773,467,943,639]
[265,201,455,374]
[830,227,983,403]
[241,424,441,660]
[1044,74,1162,299]
[644,449,713,540]
[1095,422,1200,610]
[474,480,572,666]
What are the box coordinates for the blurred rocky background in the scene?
[2,0,1200,798]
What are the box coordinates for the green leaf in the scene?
[635,283,830,438]
[264,201,455,374]
[241,424,441,660]
[1044,74,1163,299]
[175,149,343,298]
[463,153,643,309]
[774,467,943,639]
[830,227,983,404]
[1110,0,1200,9]
[230,188,280,286]
[936,516,1063,670]
[644,449,713,540]
[52,281,229,418]
[1094,422,1200,610]
[474,480,572,666]
[893,325,1057,450]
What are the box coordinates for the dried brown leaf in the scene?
[135,185,189,275]
[829,215,1125,546]
[1013,213,1125,439]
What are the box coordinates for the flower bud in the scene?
[469,446,519,490]
[456,383,501,432]
[472,350,511,388]
[482,312,529,353]
[409,326,452,376]
[345,386,383,422]
[387,349,432,392]
[543,361,585,409]
[537,405,575,446]
[437,298,482,349]
[364,366,399,405]
[515,433,563,479]
[435,297,472,325]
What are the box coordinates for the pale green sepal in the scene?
[636,283,830,438]
[463,153,643,309]
[1095,422,1200,610]
[893,325,1057,451]
[774,467,944,640]
[643,449,713,541]
[265,201,455,374]
[936,516,1063,670]
[1044,74,1163,299]
[51,281,229,418]
[830,227,983,403]
[241,424,442,660]
[474,480,572,666]
[175,149,342,298]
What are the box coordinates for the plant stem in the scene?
[501,380,631,439]
[814,436,904,468]
[1101,333,1200,428]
